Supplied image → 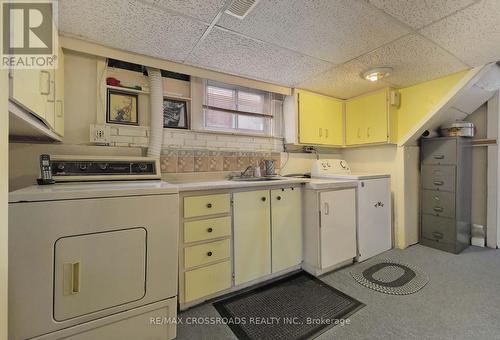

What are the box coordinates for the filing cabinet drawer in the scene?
[184,216,231,243]
[184,194,230,218]
[184,261,231,302]
[422,165,456,192]
[421,214,456,244]
[184,239,230,269]
[422,139,457,165]
[422,190,455,218]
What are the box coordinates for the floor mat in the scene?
[351,258,429,295]
[213,271,364,340]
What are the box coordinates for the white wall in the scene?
[1,69,9,340]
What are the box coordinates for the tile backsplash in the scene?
[160,150,281,173]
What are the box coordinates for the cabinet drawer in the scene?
[422,165,456,192]
[422,190,455,218]
[184,216,231,243]
[184,194,230,218]
[421,214,455,244]
[184,261,231,302]
[422,139,457,165]
[184,239,230,269]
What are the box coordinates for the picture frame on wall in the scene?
[163,98,188,129]
[107,89,139,125]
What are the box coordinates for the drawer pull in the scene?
[433,181,444,186]
[207,227,213,233]
[433,196,440,201]
[433,155,445,159]
[277,196,282,200]
[261,197,267,202]
[433,207,444,212]
[206,203,213,208]
[432,232,443,240]
[207,251,213,257]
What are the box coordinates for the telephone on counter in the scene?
[37,154,55,185]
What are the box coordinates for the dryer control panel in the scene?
[48,155,161,182]
[311,159,351,177]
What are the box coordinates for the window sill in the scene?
[185,128,283,140]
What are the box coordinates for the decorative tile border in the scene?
[160,150,281,174]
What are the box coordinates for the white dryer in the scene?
[311,159,392,262]
[9,156,179,340]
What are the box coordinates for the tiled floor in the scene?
[177,244,500,340]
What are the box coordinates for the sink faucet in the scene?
[240,165,255,178]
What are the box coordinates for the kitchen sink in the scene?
[230,177,284,182]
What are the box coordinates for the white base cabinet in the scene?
[303,187,357,276]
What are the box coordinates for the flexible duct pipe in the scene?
[146,67,163,158]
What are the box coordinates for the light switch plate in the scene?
[90,124,110,145]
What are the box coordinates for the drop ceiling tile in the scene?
[356,34,468,87]
[420,0,500,66]
[216,0,410,64]
[185,27,333,86]
[368,0,476,29]
[59,0,208,62]
[142,0,227,23]
[296,60,389,99]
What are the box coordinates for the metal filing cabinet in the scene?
[420,137,472,254]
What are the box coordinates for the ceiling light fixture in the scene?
[361,67,393,82]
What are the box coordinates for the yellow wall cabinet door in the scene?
[10,69,51,123]
[54,47,65,136]
[298,90,344,146]
[346,89,396,145]
[233,190,271,285]
[271,188,302,272]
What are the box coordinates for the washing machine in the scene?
[8,156,179,340]
[311,159,392,262]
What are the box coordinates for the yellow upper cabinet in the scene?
[297,90,344,146]
[345,88,397,145]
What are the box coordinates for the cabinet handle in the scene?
[367,127,371,137]
[207,251,213,257]
[206,203,212,208]
[71,262,80,294]
[56,100,63,117]
[39,70,50,95]
[319,128,322,137]
[432,232,443,240]
[277,196,282,200]
[433,207,444,212]
[433,181,444,186]
[357,128,361,138]
[261,197,267,202]
[207,227,213,233]
[325,129,329,138]
[433,155,445,159]
[324,202,330,215]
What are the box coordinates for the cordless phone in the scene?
[37,154,55,185]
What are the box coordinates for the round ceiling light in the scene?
[361,67,393,82]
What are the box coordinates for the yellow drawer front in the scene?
[184,239,231,269]
[184,216,231,243]
[184,261,232,302]
[184,194,230,218]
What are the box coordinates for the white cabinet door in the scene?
[319,189,356,269]
[233,190,271,285]
[271,187,302,272]
[357,178,392,261]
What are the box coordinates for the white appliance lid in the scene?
[9,181,179,203]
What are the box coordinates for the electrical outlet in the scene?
[90,124,110,145]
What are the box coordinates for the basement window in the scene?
[203,80,276,135]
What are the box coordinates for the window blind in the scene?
[204,80,272,117]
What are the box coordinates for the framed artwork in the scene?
[163,98,188,129]
[107,89,139,125]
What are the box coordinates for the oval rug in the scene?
[350,258,429,295]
